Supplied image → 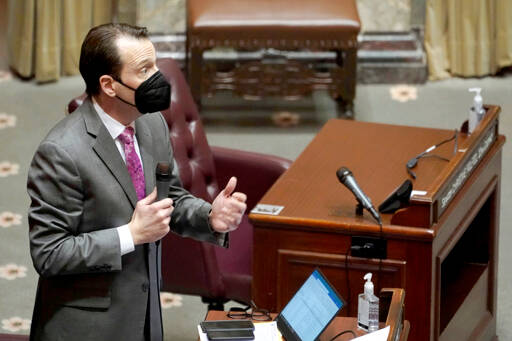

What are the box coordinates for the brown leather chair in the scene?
[67,58,292,309]
[187,0,361,117]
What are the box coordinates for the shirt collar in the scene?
[92,97,135,140]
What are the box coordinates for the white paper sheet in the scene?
[411,190,427,196]
[250,204,284,216]
[352,326,390,341]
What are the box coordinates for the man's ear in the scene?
[99,75,116,97]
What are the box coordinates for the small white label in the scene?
[251,204,284,216]
[358,295,369,331]
[411,190,427,197]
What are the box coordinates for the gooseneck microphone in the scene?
[336,167,382,226]
[155,162,171,201]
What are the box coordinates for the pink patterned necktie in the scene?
[118,127,146,201]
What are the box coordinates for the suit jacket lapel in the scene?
[135,118,155,197]
[81,98,139,208]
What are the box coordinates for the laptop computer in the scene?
[276,269,345,341]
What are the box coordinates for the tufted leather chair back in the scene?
[155,58,228,299]
[156,59,220,202]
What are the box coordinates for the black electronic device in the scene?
[405,130,458,179]
[200,320,254,333]
[336,167,382,225]
[378,179,413,214]
[155,161,172,247]
[350,236,387,259]
[275,269,344,341]
[155,161,171,201]
[206,329,255,340]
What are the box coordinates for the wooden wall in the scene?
[0,0,7,71]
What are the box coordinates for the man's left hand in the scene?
[210,177,247,233]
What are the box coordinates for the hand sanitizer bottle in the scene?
[358,273,380,332]
[468,88,485,134]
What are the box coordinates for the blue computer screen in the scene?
[281,270,343,341]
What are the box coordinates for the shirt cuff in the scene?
[206,207,229,247]
[117,224,135,255]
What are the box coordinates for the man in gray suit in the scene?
[27,23,247,341]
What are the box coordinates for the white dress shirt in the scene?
[93,99,141,256]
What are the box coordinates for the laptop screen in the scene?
[277,269,344,341]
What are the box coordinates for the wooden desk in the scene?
[204,289,409,341]
[249,106,504,341]
[204,312,365,341]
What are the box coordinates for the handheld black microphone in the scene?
[155,162,171,201]
[336,167,382,226]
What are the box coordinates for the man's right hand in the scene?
[129,188,173,245]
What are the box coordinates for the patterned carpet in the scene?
[1,70,512,340]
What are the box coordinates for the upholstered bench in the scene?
[187,0,361,117]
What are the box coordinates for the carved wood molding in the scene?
[202,60,349,100]
[189,37,358,50]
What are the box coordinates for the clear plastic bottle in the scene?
[358,272,380,332]
[468,88,485,134]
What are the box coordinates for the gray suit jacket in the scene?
[27,98,223,341]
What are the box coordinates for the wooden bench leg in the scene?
[333,48,357,119]
[188,46,203,108]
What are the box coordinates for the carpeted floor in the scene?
[0,71,511,340]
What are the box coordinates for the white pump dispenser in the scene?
[358,272,380,332]
[364,273,374,297]
[468,88,485,134]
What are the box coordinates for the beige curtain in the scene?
[495,0,512,68]
[425,0,512,80]
[7,0,135,82]
[7,0,35,78]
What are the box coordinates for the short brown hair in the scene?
[79,23,149,96]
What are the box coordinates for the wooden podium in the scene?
[249,106,504,341]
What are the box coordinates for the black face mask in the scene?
[114,70,171,114]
